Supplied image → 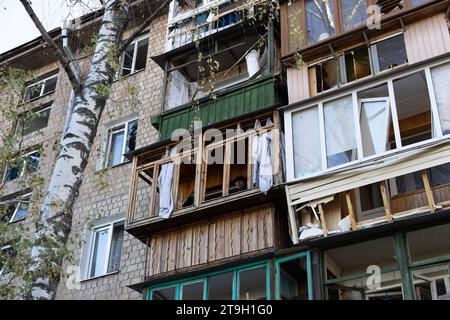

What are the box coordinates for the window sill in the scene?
[20,91,55,106]
[113,68,145,83]
[99,159,132,172]
[80,270,119,283]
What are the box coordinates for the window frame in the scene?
[8,193,32,224]
[118,35,149,78]
[2,149,41,183]
[284,58,448,182]
[23,73,58,103]
[16,104,52,137]
[86,218,125,280]
[104,118,138,168]
[147,260,271,300]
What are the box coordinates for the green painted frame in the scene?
[147,260,271,300]
[274,251,313,300]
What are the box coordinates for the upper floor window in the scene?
[23,73,58,102]
[3,150,40,183]
[305,0,336,45]
[86,220,124,279]
[0,245,15,277]
[308,33,407,95]
[119,35,149,78]
[0,193,31,224]
[104,119,138,168]
[15,104,51,137]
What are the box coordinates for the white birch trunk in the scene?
[29,0,131,300]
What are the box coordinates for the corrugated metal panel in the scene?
[155,77,279,140]
[404,13,450,64]
[287,66,310,104]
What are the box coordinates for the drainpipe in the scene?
[61,19,81,134]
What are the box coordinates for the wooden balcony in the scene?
[127,111,284,240]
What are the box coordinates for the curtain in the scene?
[431,62,450,135]
[167,70,190,109]
[292,107,322,177]
[158,162,174,219]
[360,99,389,157]
[324,95,357,167]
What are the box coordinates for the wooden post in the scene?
[223,142,231,196]
[286,186,299,244]
[194,128,203,207]
[318,204,328,237]
[421,170,436,213]
[247,134,254,189]
[272,111,282,184]
[150,165,159,217]
[394,232,416,300]
[379,181,393,222]
[345,191,357,230]
[172,162,180,209]
[127,156,138,223]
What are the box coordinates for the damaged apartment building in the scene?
[1,0,450,300]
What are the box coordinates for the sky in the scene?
[0,0,101,54]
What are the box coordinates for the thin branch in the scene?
[19,0,81,91]
[117,0,171,54]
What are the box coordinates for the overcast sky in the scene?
[0,0,100,54]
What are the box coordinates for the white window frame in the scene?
[103,118,138,168]
[23,73,58,102]
[86,218,124,280]
[2,149,41,183]
[284,58,449,183]
[8,193,32,223]
[370,32,408,74]
[118,35,149,78]
[0,245,13,277]
[16,105,52,137]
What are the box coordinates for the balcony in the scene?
[152,76,282,141]
[127,111,283,240]
[282,56,450,244]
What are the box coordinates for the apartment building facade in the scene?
[0,0,449,300]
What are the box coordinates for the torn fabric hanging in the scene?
[252,118,274,194]
[158,149,176,219]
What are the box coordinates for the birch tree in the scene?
[13,0,170,300]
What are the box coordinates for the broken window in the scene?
[119,36,149,77]
[376,0,405,15]
[324,237,400,300]
[357,84,392,157]
[324,95,357,168]
[104,119,138,168]
[339,45,371,83]
[292,106,322,178]
[431,62,450,135]
[356,183,385,222]
[276,254,310,300]
[340,0,368,31]
[309,58,338,94]
[371,34,407,73]
[23,73,58,102]
[305,0,336,44]
[3,150,40,182]
[393,71,432,144]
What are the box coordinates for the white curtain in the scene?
[431,62,450,135]
[360,99,389,157]
[167,70,190,109]
[158,162,174,219]
[323,95,356,167]
[292,107,322,177]
[252,119,273,194]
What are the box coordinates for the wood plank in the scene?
[248,208,258,252]
[286,186,299,244]
[215,219,225,260]
[421,170,436,213]
[345,192,357,230]
[208,222,216,261]
[222,142,231,196]
[379,181,393,222]
[241,210,251,253]
[167,232,178,272]
[318,204,328,237]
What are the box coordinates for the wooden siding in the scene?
[147,204,275,277]
[287,66,310,104]
[405,13,450,64]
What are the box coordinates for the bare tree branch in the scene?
[19,0,81,91]
[117,0,170,54]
